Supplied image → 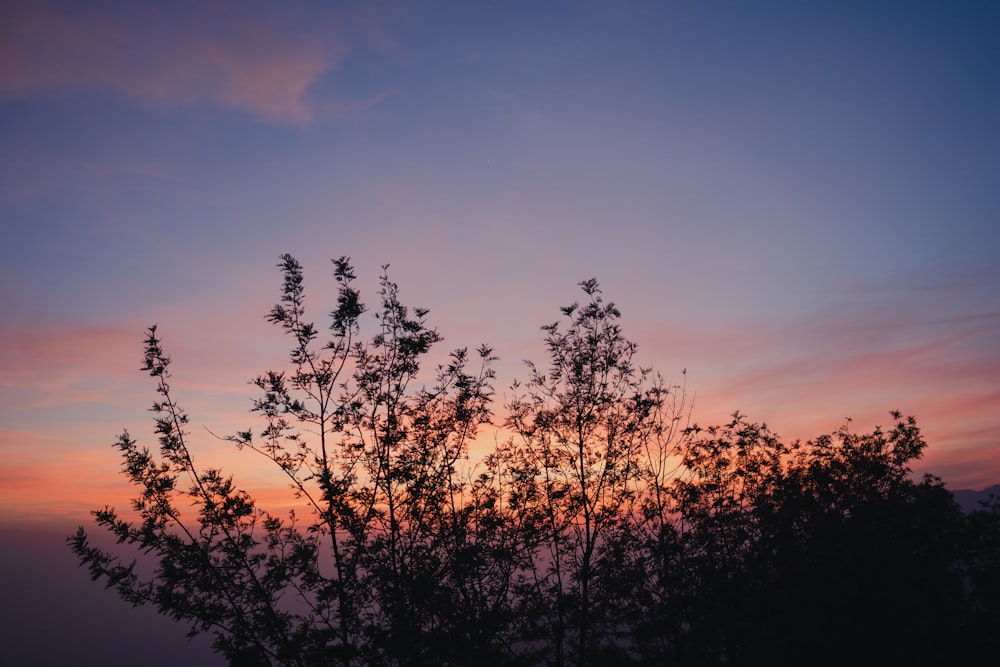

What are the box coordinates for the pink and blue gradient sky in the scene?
[0,0,998,660]
[3,0,999,523]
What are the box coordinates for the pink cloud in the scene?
[0,427,302,525]
[0,310,279,411]
[629,303,1000,489]
[0,430,125,522]
[921,443,1000,492]
[0,324,141,408]
[0,1,377,124]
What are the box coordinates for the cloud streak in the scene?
[0,324,141,409]
[631,297,1000,489]
[0,0,374,123]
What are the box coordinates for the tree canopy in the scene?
[71,255,1000,666]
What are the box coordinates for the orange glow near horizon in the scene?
[3,302,1000,529]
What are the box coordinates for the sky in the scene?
[0,0,998,663]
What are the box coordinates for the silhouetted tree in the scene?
[657,412,977,666]
[504,279,683,666]
[71,256,495,666]
[963,494,1000,656]
[70,256,1000,667]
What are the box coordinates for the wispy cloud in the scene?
[922,444,1000,492]
[0,426,325,526]
[0,430,123,522]
[0,1,385,124]
[631,298,1000,488]
[0,324,139,406]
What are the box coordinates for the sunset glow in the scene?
[1,2,998,663]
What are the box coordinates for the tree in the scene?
[71,255,495,666]
[961,494,1000,658]
[70,256,1000,666]
[503,279,684,665]
[659,412,975,666]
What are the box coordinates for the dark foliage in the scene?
[71,256,1000,666]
